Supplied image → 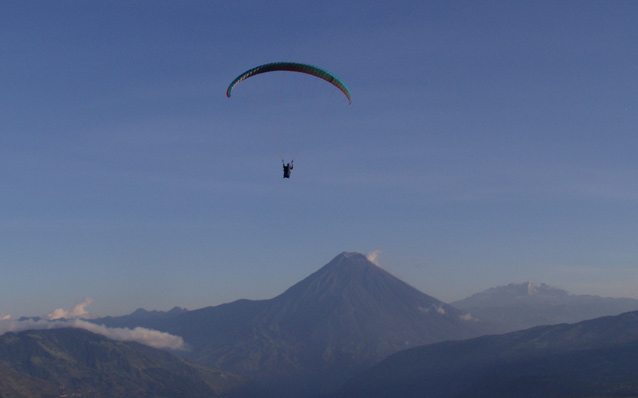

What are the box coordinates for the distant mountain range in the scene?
[7,253,638,397]
[452,282,638,333]
[93,306,189,328]
[93,252,488,397]
[0,328,242,398]
[334,311,638,398]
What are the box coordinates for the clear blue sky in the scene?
[2,1,637,317]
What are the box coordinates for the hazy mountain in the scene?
[334,311,638,398]
[92,306,189,328]
[452,282,638,332]
[0,327,242,398]
[94,252,487,397]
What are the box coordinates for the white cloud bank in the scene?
[1,299,186,351]
[0,318,186,350]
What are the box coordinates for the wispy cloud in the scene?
[47,297,94,320]
[459,313,474,321]
[365,249,383,266]
[73,320,187,351]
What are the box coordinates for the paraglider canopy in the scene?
[226,62,352,104]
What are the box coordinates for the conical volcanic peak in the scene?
[275,251,405,302]
[308,251,380,276]
[267,252,481,347]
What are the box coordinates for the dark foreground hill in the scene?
[333,311,638,398]
[0,328,242,398]
[94,252,487,397]
[452,282,638,333]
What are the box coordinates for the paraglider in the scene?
[226,62,351,178]
[282,160,294,179]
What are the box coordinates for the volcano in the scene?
[95,252,486,396]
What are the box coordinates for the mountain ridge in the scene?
[334,310,638,398]
[0,327,242,398]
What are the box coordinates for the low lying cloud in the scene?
[0,318,186,351]
[1,299,186,351]
[74,320,186,351]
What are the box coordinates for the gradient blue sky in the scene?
[2,1,637,317]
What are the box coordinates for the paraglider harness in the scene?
[282,160,294,178]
